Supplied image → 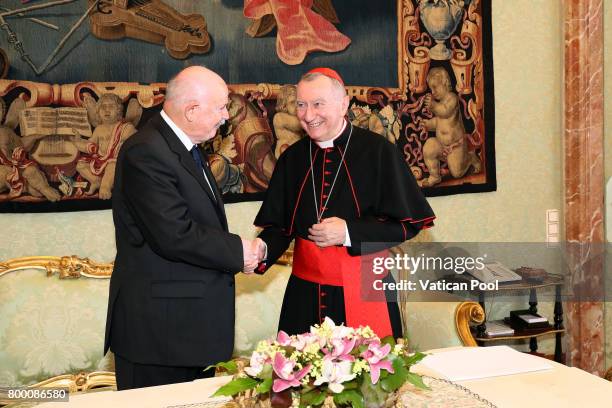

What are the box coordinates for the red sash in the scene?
[292,238,393,338]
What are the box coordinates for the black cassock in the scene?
[255,123,434,337]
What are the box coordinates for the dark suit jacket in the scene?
[104,113,243,367]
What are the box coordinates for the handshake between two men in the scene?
[239,217,349,274]
[240,238,267,274]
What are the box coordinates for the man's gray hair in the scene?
[164,65,208,104]
[164,72,182,103]
[299,72,347,98]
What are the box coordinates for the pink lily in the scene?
[292,332,319,351]
[272,352,311,392]
[361,342,394,384]
[324,337,356,362]
[276,330,292,346]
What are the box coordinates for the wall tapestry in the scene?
[0,0,495,212]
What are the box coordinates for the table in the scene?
[474,275,565,363]
[37,348,611,408]
[442,273,565,362]
[414,347,611,407]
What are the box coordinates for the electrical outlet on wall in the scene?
[546,209,559,244]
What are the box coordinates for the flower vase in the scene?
[419,0,466,60]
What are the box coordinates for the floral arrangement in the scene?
[213,318,428,407]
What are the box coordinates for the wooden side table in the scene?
[473,275,565,363]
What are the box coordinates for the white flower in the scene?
[331,324,354,340]
[244,351,267,377]
[313,359,356,394]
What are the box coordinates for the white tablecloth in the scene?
[37,348,612,408]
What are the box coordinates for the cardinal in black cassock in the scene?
[255,68,434,338]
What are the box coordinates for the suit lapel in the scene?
[152,115,227,229]
[201,158,228,228]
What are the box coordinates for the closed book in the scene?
[484,320,515,338]
[509,310,550,329]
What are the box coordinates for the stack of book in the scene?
[506,310,550,330]
[484,320,515,338]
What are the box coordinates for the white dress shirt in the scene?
[160,110,216,200]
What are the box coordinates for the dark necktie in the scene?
[190,145,205,170]
[190,146,217,202]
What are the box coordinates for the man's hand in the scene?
[308,217,346,247]
[241,238,267,274]
[255,238,266,263]
[241,238,259,273]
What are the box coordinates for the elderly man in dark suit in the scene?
[104,66,265,390]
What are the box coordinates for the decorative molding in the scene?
[0,253,293,277]
[276,250,293,266]
[0,372,115,405]
[0,256,113,279]
[0,79,166,109]
[30,371,115,393]
[455,301,484,347]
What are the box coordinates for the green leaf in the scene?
[205,360,238,374]
[299,384,317,394]
[334,389,364,408]
[259,364,273,380]
[256,377,272,394]
[380,357,408,393]
[342,380,358,390]
[405,372,430,390]
[403,351,427,366]
[380,336,396,348]
[211,377,259,397]
[299,389,327,407]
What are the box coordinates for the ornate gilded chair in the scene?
[400,295,484,351]
[0,256,116,394]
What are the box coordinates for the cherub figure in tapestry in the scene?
[349,103,401,145]
[273,85,303,158]
[71,93,142,199]
[0,97,61,202]
[223,93,276,193]
[421,67,480,187]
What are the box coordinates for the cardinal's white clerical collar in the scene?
[315,119,347,148]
